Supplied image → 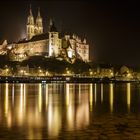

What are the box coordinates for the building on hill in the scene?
[1,6,90,63]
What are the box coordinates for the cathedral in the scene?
[1,6,90,63]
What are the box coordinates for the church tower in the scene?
[49,19,59,57]
[35,7,43,35]
[27,5,35,40]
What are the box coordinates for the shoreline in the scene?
[0,76,138,83]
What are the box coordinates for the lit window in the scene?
[68,50,72,58]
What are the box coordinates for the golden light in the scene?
[109,83,114,113]
[12,84,14,106]
[66,84,74,130]
[110,72,113,76]
[101,83,103,103]
[38,84,42,112]
[46,84,48,108]
[89,83,93,111]
[66,84,70,106]
[94,84,97,103]
[6,68,9,72]
[78,84,81,104]
[68,50,73,58]
[48,93,61,137]
[18,83,24,126]
[90,71,93,75]
[46,71,49,76]
[67,104,74,130]
[127,83,131,112]
[75,92,89,129]
[20,70,23,73]
[20,84,23,114]
[23,84,26,112]
[66,70,70,75]
[4,83,9,117]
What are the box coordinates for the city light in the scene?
[109,83,114,113]
[0,1,139,140]
[127,83,131,112]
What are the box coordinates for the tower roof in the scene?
[37,7,41,17]
[49,20,57,32]
[29,4,33,16]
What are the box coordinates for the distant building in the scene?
[0,6,90,63]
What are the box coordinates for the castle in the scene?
[0,6,90,63]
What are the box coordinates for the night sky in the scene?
[0,0,139,66]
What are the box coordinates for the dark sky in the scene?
[0,0,139,66]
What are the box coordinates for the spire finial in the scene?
[37,7,40,17]
[29,4,32,16]
[50,18,53,26]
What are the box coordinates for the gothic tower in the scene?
[35,7,43,35]
[27,5,35,40]
[49,19,59,57]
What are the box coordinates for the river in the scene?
[0,83,140,139]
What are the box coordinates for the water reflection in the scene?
[0,83,139,139]
[12,84,14,106]
[101,83,103,103]
[38,84,42,112]
[89,83,93,111]
[127,83,131,112]
[109,83,114,113]
[94,83,97,104]
[4,83,9,116]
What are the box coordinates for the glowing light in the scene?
[110,72,113,76]
[66,84,70,106]
[46,84,48,108]
[101,84,103,103]
[68,50,72,58]
[20,70,23,73]
[78,84,81,104]
[20,84,23,114]
[48,94,53,134]
[90,71,93,76]
[67,105,74,130]
[4,83,9,116]
[12,84,14,106]
[23,84,26,112]
[127,83,131,112]
[66,84,74,130]
[48,94,61,137]
[7,112,12,128]
[109,83,114,113]
[89,83,93,111]
[46,71,49,76]
[66,70,70,75]
[17,84,24,126]
[38,84,42,112]
[94,84,97,103]
[76,98,89,129]
[49,45,53,56]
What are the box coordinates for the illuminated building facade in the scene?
[0,6,89,62]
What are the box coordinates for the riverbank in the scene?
[0,76,138,83]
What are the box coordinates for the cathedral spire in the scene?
[35,7,43,35]
[27,4,34,40]
[49,18,53,26]
[49,19,57,32]
[29,4,33,16]
[37,7,41,17]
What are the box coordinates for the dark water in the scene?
[0,83,140,139]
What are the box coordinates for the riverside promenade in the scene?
[0,76,137,83]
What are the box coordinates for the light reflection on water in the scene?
[0,83,140,139]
